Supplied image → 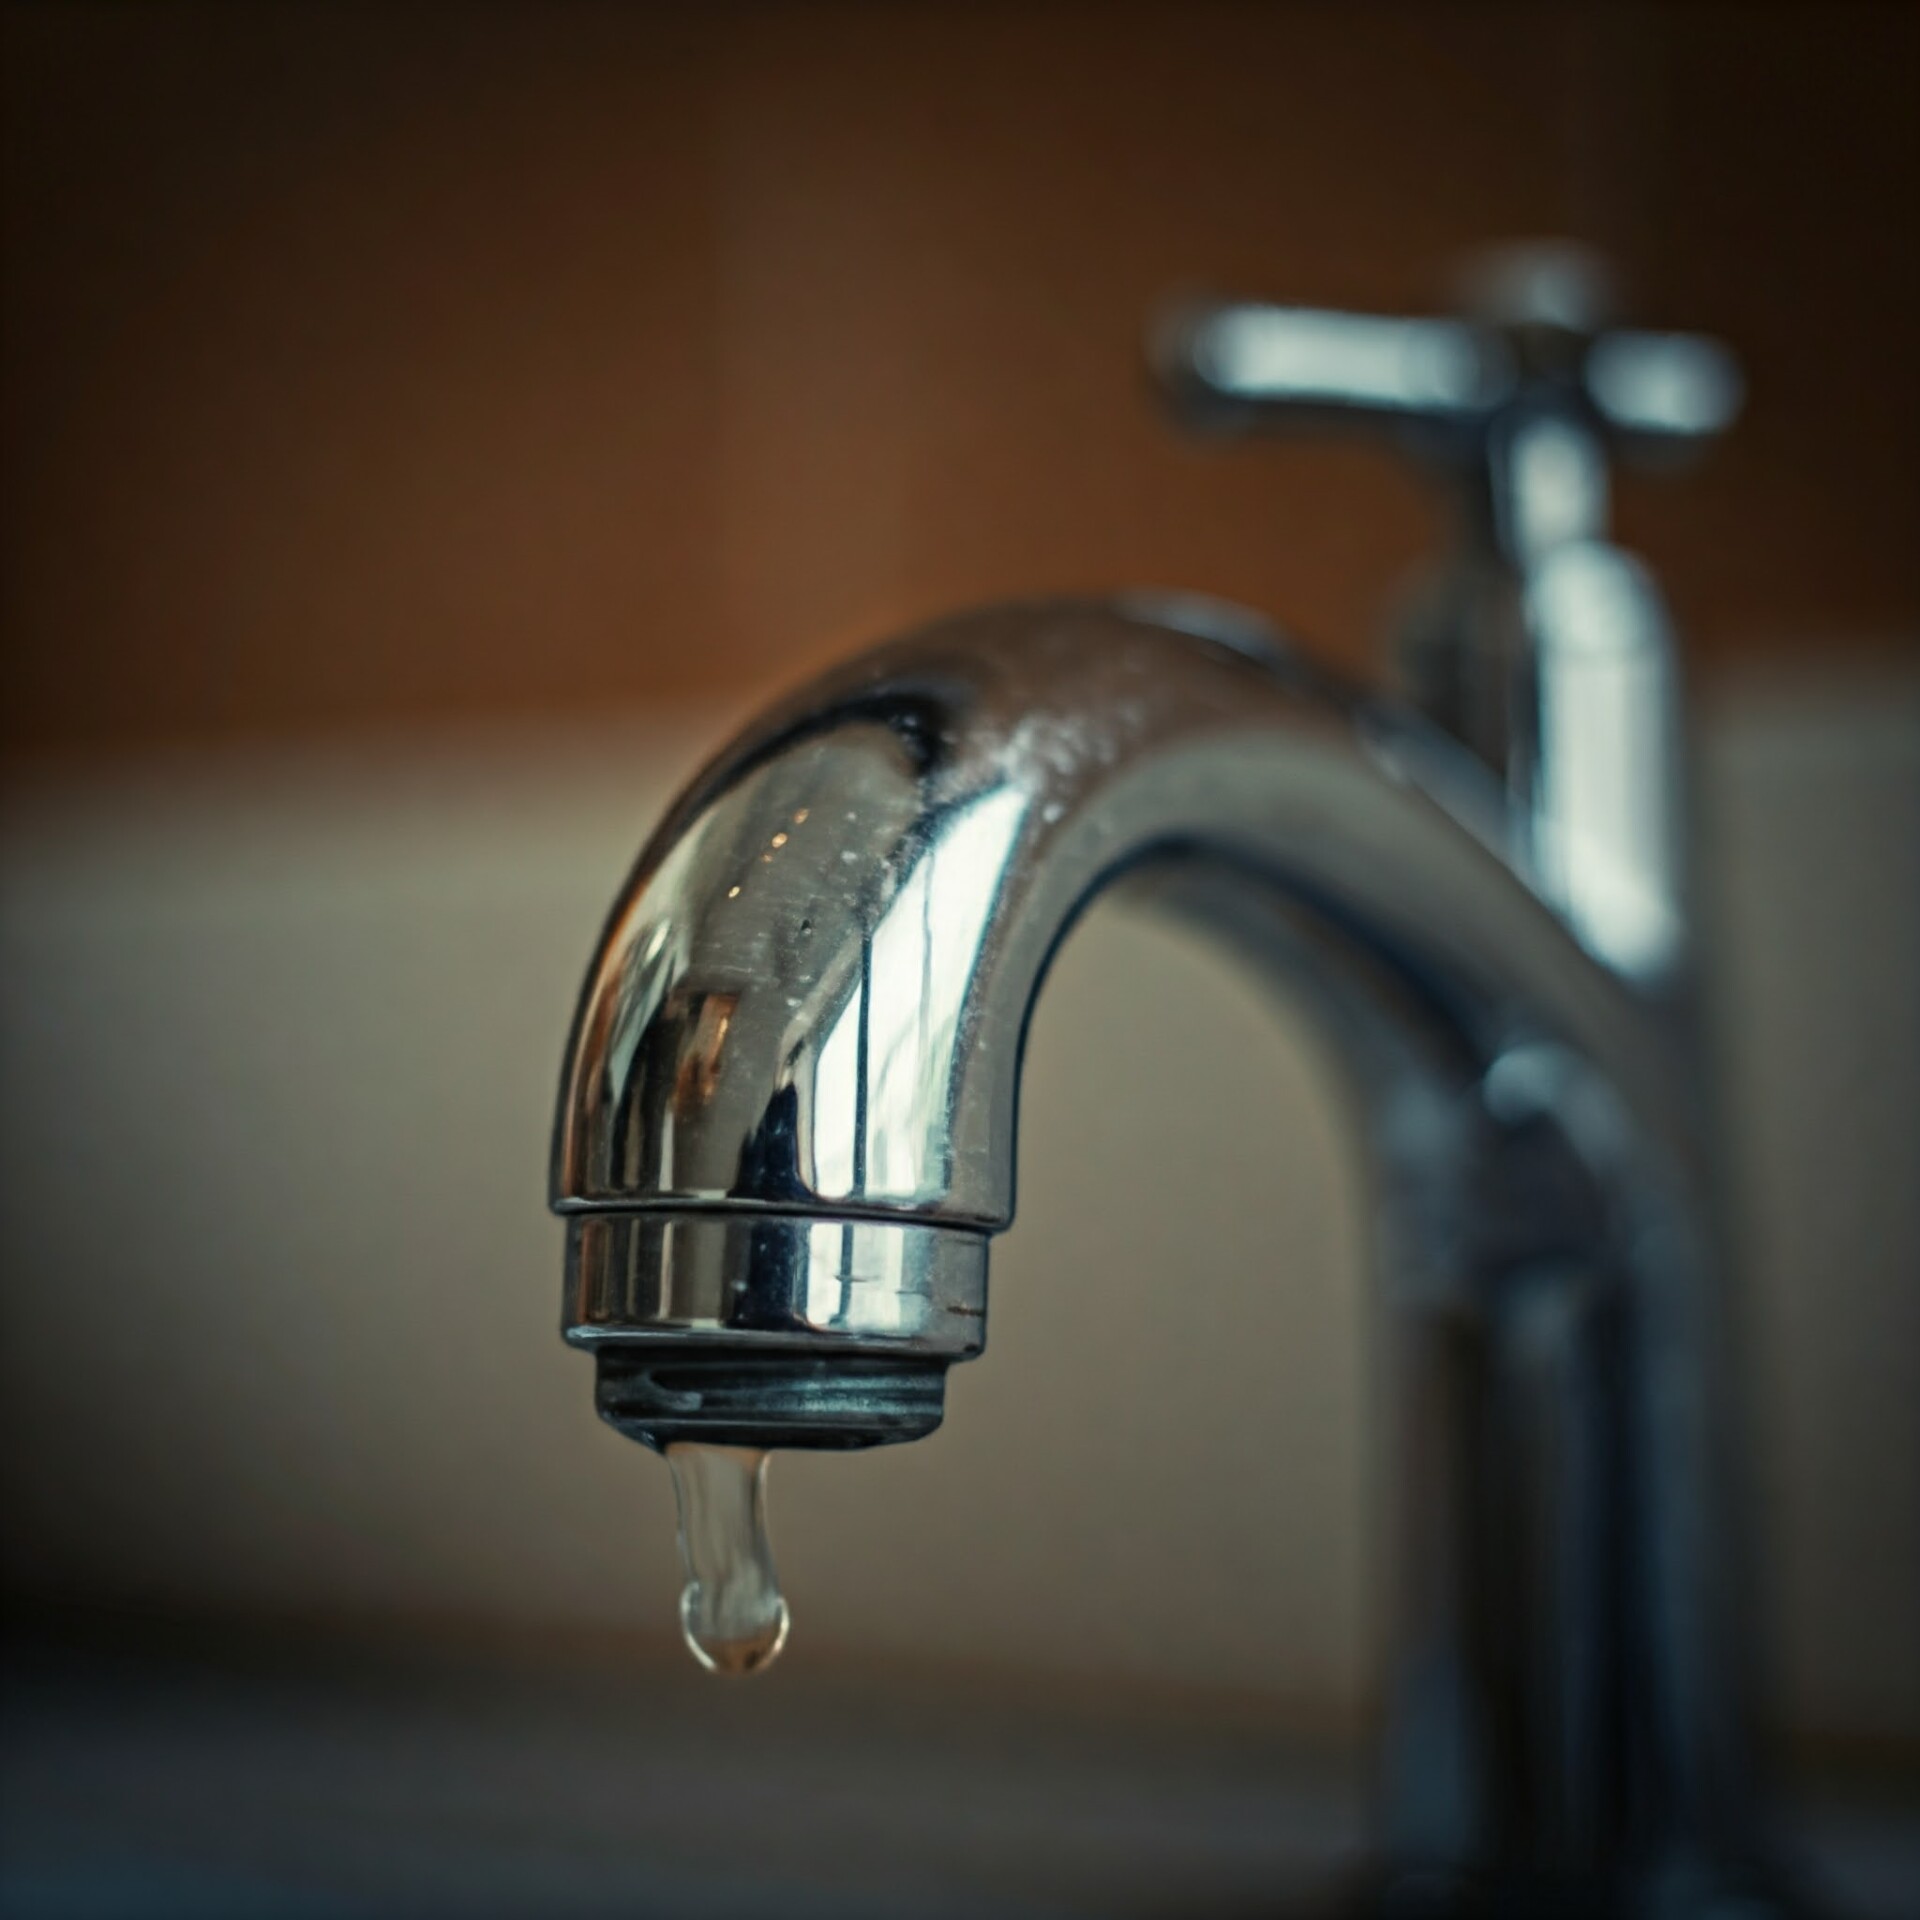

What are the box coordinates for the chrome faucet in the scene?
[550,248,1794,1914]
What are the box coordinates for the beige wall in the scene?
[3,669,1913,1752]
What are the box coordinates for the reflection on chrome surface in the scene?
[1529,539,1688,978]
[566,1211,986,1357]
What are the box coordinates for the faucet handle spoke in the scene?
[1152,300,1510,440]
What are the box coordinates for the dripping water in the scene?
[664,1442,790,1676]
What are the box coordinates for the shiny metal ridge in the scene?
[550,248,1801,1916]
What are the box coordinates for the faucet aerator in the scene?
[593,1346,954,1453]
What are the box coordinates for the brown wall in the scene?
[4,1,1916,764]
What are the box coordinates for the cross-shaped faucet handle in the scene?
[1152,242,1742,463]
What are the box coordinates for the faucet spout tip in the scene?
[594,1346,954,1452]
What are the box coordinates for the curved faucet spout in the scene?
[549,594,1765,1900]
[554,596,1698,1394]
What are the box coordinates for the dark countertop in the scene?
[3,1611,1914,1919]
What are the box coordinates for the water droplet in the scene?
[665,1442,790,1677]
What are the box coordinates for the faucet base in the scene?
[593,1346,952,1452]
